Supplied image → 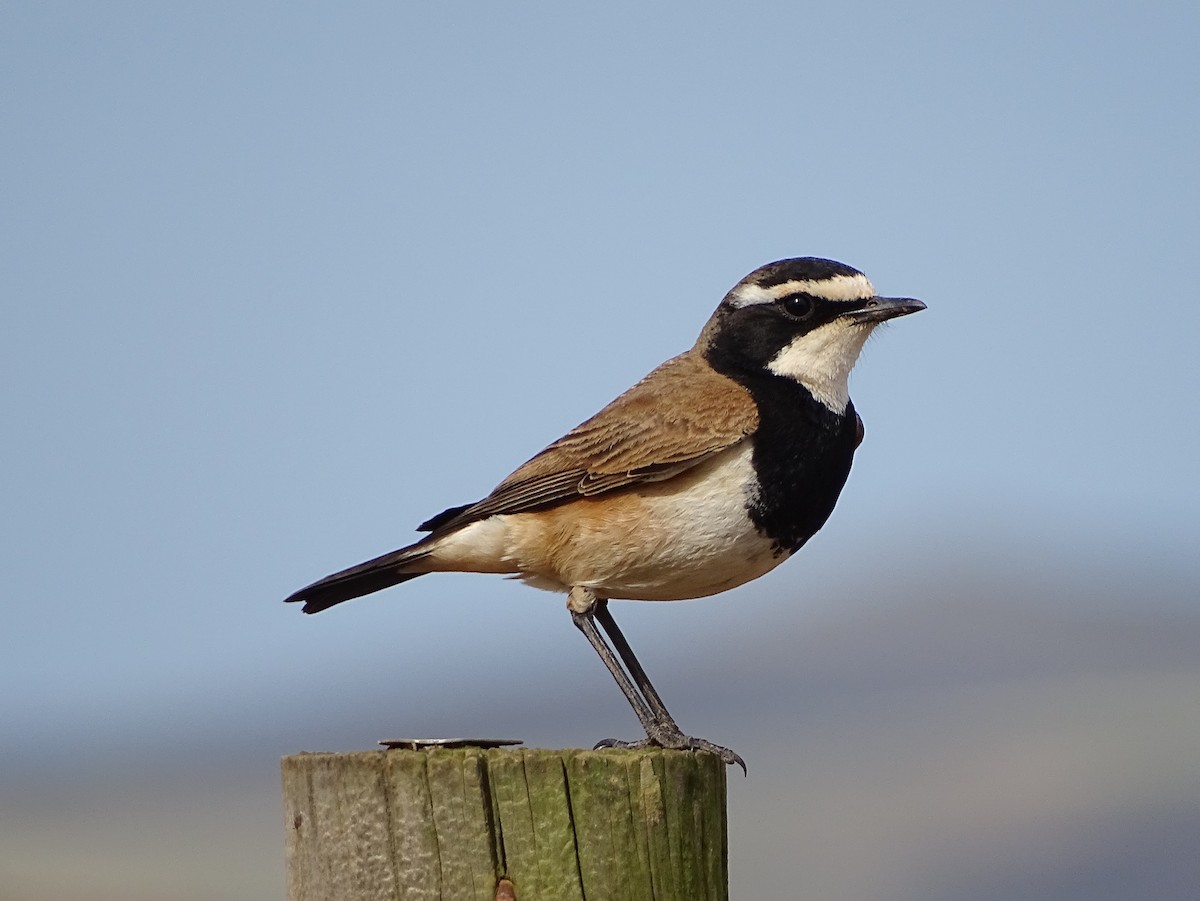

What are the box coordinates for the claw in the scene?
[594,732,747,774]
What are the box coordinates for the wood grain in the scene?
[282,747,727,901]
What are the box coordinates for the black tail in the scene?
[284,545,432,614]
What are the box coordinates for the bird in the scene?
[285,256,925,770]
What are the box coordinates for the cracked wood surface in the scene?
[282,747,727,901]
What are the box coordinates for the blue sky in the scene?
[2,3,1198,899]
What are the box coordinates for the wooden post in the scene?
[282,746,728,901]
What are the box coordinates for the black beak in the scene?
[843,296,927,324]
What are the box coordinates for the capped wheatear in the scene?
[286,257,925,769]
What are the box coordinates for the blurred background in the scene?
[3,3,1198,899]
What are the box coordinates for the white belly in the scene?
[431,443,785,601]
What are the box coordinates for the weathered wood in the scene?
[282,747,727,901]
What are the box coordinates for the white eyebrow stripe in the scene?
[728,273,877,308]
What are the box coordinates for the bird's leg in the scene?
[592,598,746,772]
[591,599,679,729]
[568,591,663,739]
[568,587,746,772]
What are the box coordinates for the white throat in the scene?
[766,320,873,413]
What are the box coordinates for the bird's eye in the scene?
[779,293,816,320]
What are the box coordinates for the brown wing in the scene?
[421,350,758,536]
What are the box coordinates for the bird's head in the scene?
[699,257,925,413]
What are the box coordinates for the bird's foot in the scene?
[594,729,746,774]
